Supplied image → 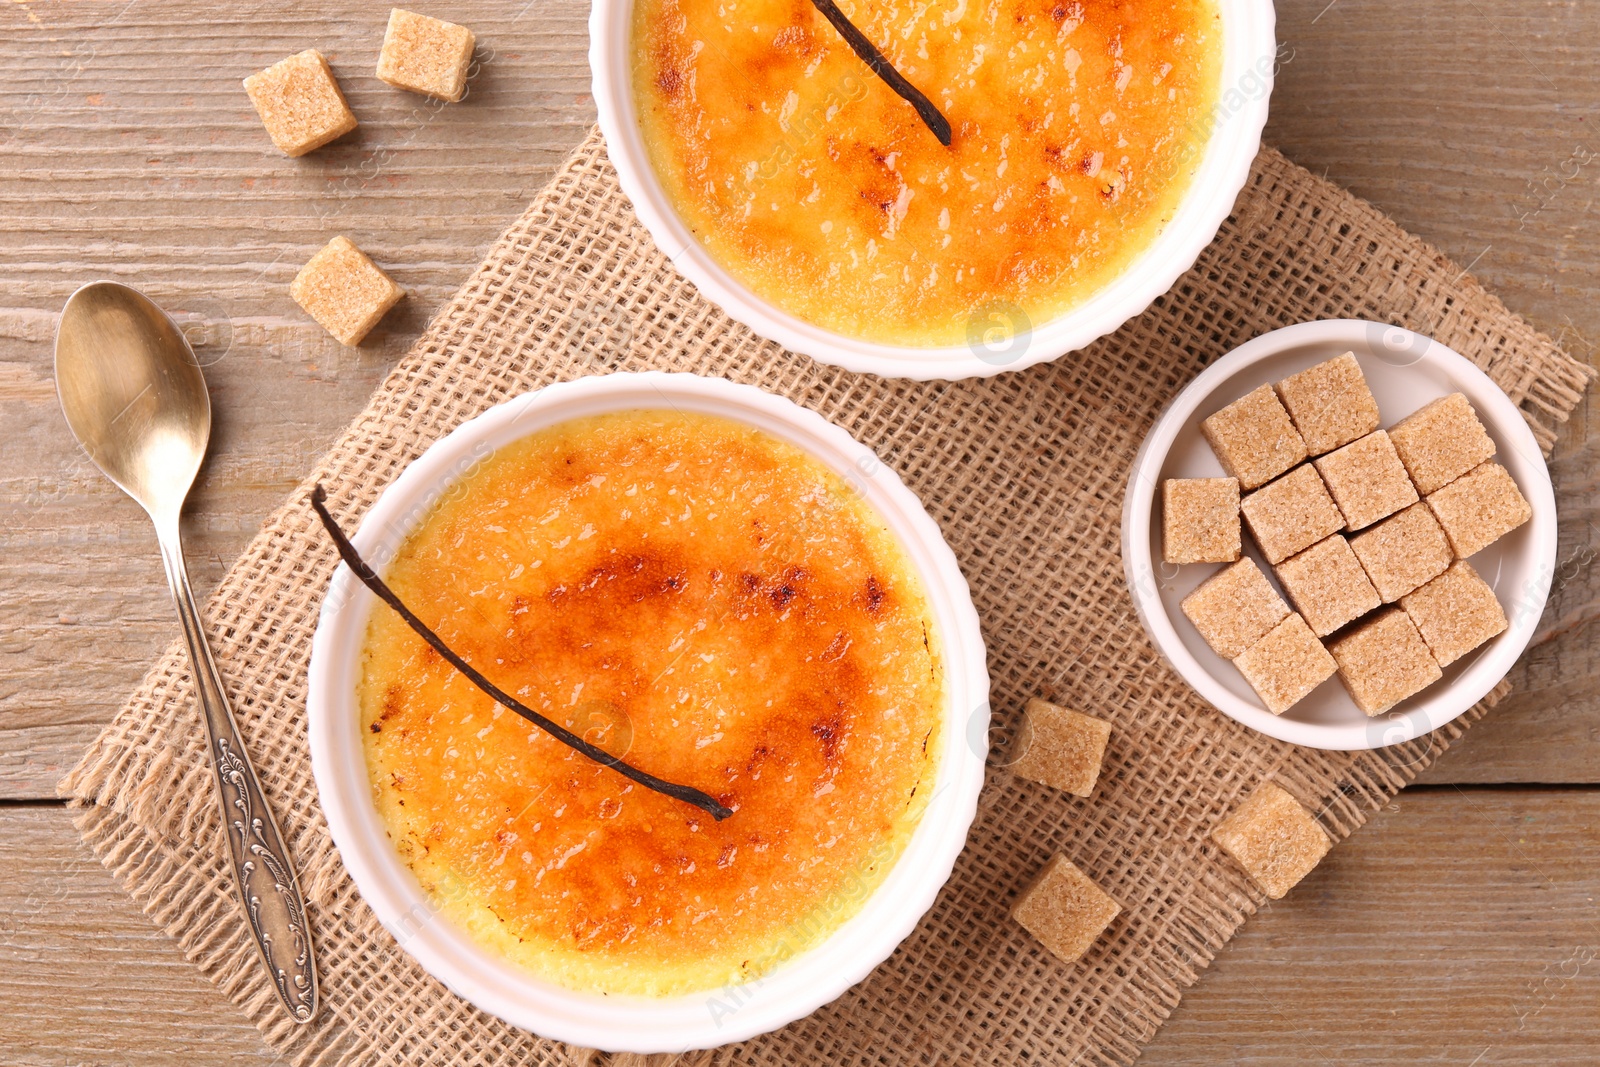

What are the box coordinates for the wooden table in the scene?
[3,1,1597,1062]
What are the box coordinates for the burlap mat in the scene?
[61,127,1591,1067]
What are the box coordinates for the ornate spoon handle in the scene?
[156,521,319,1025]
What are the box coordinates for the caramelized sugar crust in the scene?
[634,0,1222,345]
[361,411,944,994]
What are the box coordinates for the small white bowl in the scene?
[307,373,990,1052]
[590,0,1277,380]
[1121,320,1557,750]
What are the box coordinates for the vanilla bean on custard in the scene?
[310,484,734,822]
[808,0,952,146]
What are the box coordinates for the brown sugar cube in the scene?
[1162,477,1241,564]
[377,8,477,101]
[1426,461,1532,558]
[1389,393,1496,495]
[1349,502,1453,603]
[1211,781,1330,899]
[1274,535,1381,637]
[1400,560,1508,667]
[291,236,405,346]
[243,49,358,157]
[1273,352,1381,455]
[1233,614,1337,714]
[1010,854,1122,964]
[1240,464,1345,564]
[1327,607,1442,715]
[1313,430,1418,531]
[1010,698,1112,797]
[1180,558,1290,659]
[1201,384,1308,490]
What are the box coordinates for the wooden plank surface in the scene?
[1,0,1598,1063]
[1141,784,1600,1066]
[3,791,1596,1066]
[0,805,281,1067]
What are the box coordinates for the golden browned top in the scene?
[633,0,1221,346]
[360,411,944,994]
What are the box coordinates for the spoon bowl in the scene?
[55,282,210,520]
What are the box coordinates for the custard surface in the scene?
[360,411,944,995]
[633,0,1222,346]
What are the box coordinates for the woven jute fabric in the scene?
[61,127,1591,1067]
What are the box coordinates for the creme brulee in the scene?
[632,0,1222,346]
[359,411,944,996]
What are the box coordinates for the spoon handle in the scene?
[156,523,319,1025]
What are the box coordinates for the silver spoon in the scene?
[55,281,318,1025]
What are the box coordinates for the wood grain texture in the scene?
[0,0,1598,1061]
[0,805,281,1067]
[1140,785,1600,1066]
[4,791,1597,1066]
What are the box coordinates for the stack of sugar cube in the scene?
[1163,352,1530,716]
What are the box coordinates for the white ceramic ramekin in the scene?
[307,372,990,1052]
[590,0,1276,380]
[1121,320,1557,750]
